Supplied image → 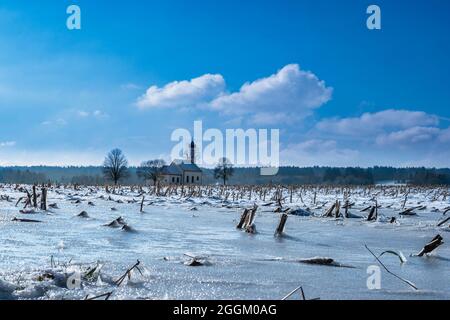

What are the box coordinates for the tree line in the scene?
[1,149,449,186]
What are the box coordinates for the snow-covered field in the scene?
[0,184,449,300]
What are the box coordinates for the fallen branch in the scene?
[261,202,274,207]
[12,217,42,223]
[399,207,418,216]
[365,244,418,290]
[297,257,354,268]
[437,217,450,227]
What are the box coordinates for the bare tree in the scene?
[103,149,129,185]
[137,159,166,186]
[214,157,234,185]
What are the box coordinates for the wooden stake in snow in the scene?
[335,200,341,218]
[299,190,305,205]
[367,206,377,221]
[236,209,249,229]
[140,196,145,213]
[402,192,409,209]
[243,205,257,231]
[375,199,378,218]
[344,200,349,218]
[323,202,336,218]
[237,205,258,233]
[275,213,288,237]
[24,189,32,208]
[32,185,37,208]
[40,188,47,211]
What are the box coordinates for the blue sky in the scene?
[0,0,449,167]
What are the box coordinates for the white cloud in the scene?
[210,64,332,125]
[77,110,90,117]
[316,109,439,137]
[121,83,142,90]
[248,112,296,126]
[136,64,332,125]
[376,126,441,146]
[137,74,226,109]
[42,109,109,127]
[41,118,67,127]
[276,107,450,166]
[439,127,450,143]
[93,110,108,118]
[0,141,16,147]
[0,149,104,166]
[281,139,360,167]
[313,109,450,157]
[291,139,339,153]
[77,109,108,119]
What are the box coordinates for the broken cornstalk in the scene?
[115,260,142,286]
[417,235,444,257]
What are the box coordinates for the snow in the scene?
[0,184,449,300]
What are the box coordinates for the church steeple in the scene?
[190,140,195,164]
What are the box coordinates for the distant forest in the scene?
[0,166,449,186]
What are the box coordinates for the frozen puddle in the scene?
[0,185,449,300]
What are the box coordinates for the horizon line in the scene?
[1,164,449,170]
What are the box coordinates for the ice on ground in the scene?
[0,184,449,300]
